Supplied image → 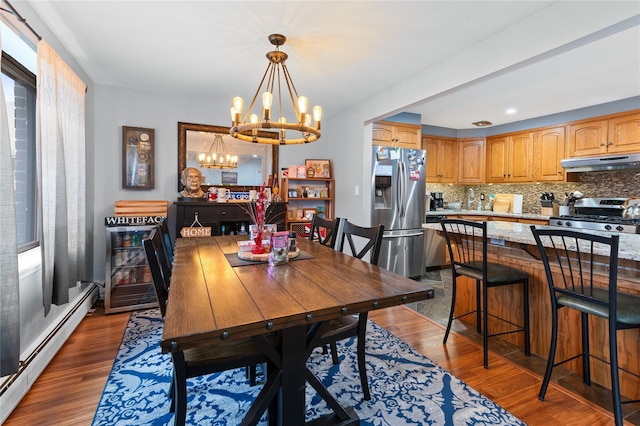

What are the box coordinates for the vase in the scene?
[252,233,264,254]
[251,224,265,254]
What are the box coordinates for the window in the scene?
[2,51,37,252]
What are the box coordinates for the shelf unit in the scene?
[105,224,158,314]
[281,177,335,235]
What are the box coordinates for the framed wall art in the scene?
[305,159,331,178]
[122,126,155,189]
[221,171,238,185]
[303,208,317,221]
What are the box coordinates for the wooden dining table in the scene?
[161,234,434,425]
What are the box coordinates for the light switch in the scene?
[354,185,360,195]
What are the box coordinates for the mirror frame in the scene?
[177,122,279,192]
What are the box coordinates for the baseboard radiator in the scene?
[0,283,99,424]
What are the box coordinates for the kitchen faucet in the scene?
[467,188,476,210]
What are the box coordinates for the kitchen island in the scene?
[423,220,640,401]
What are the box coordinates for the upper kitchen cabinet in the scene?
[568,110,640,157]
[486,131,534,183]
[423,135,457,183]
[534,126,566,182]
[372,121,421,149]
[457,138,485,183]
[608,111,640,153]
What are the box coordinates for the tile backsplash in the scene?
[426,170,640,214]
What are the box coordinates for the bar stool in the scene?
[440,219,530,368]
[531,226,640,426]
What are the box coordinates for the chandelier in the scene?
[230,34,322,145]
[198,133,238,169]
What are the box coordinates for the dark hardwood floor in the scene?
[4,302,634,425]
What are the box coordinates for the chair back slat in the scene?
[441,219,487,275]
[158,218,174,265]
[337,220,384,265]
[308,215,341,249]
[143,228,171,317]
[530,226,620,314]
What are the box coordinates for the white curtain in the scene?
[0,26,20,376]
[37,40,86,314]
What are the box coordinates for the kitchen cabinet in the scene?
[372,121,421,149]
[423,135,457,183]
[486,131,534,183]
[105,224,157,314]
[174,201,287,237]
[534,126,566,182]
[607,112,640,153]
[568,110,640,157]
[457,138,485,183]
[281,177,335,235]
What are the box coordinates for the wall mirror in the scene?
[178,122,278,191]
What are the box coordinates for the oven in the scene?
[548,197,640,234]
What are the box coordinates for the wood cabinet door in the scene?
[509,132,534,182]
[607,112,640,154]
[568,119,608,157]
[394,124,421,149]
[423,137,440,182]
[439,139,457,182]
[457,138,485,183]
[486,136,509,182]
[372,122,394,146]
[534,127,566,182]
[423,136,456,182]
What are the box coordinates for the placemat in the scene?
[224,250,314,267]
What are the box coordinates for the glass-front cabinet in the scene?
[105,224,158,313]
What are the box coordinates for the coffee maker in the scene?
[429,192,444,210]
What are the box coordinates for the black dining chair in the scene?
[308,214,341,248]
[143,229,273,426]
[530,226,640,426]
[440,219,530,368]
[315,220,385,401]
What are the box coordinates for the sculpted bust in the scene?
[179,167,205,198]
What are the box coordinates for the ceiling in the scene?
[20,1,640,130]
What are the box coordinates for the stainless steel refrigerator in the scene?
[371,146,426,278]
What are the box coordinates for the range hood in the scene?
[561,153,640,172]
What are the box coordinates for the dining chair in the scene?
[143,229,273,426]
[316,220,385,401]
[440,219,530,368]
[143,228,170,316]
[308,214,341,248]
[530,226,640,426]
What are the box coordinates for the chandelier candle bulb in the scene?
[232,96,244,115]
[313,106,322,129]
[262,92,273,120]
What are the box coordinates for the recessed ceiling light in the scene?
[506,108,517,115]
[472,120,492,127]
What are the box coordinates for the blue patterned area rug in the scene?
[92,309,525,425]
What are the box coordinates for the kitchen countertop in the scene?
[426,210,550,221]
[423,220,640,262]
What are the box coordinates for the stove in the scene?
[548,197,640,234]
